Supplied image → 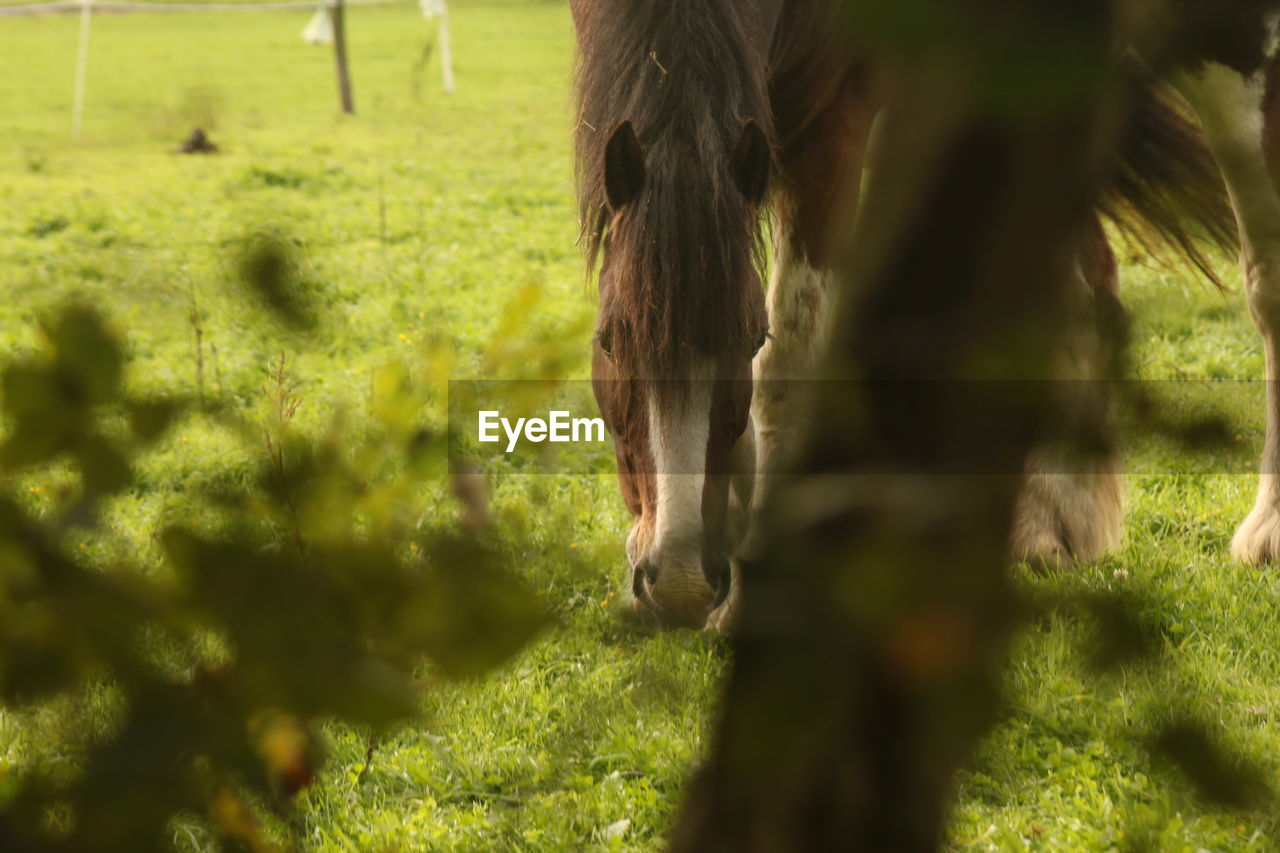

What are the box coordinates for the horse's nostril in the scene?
[632,558,659,599]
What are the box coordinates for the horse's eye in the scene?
[597,334,614,361]
[752,330,770,355]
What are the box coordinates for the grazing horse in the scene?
[573,0,778,629]
[573,0,1249,630]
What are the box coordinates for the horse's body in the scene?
[573,0,1276,629]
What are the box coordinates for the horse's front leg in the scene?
[707,77,873,632]
[750,236,839,495]
[754,72,873,497]
[1010,216,1125,567]
[1177,62,1280,563]
[706,417,756,631]
[708,234,836,630]
[1232,258,1280,563]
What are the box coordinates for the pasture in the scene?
[2,1,1280,849]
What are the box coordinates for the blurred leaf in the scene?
[843,0,960,51]
[209,786,278,853]
[46,305,122,405]
[248,711,319,797]
[401,537,549,679]
[235,229,316,331]
[0,363,75,468]
[126,398,183,444]
[0,624,80,703]
[0,299,545,850]
[76,436,132,497]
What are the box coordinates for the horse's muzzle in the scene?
[630,557,722,630]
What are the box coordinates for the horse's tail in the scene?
[1098,67,1238,288]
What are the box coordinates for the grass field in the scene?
[4,1,1280,850]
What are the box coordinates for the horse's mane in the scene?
[573,0,773,380]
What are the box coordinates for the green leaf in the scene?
[126,398,183,444]
[47,305,122,405]
[400,537,548,679]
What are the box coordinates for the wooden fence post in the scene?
[331,0,355,114]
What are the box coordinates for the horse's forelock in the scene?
[575,0,773,384]
[604,156,767,375]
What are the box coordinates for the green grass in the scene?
[3,2,1280,850]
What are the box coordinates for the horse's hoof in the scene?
[705,595,738,633]
[1012,535,1077,572]
[1011,472,1123,569]
[1231,502,1280,564]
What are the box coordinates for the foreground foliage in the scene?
[0,299,548,850]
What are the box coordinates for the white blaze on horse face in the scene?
[642,364,716,619]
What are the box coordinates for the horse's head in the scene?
[587,118,772,629]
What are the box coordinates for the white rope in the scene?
[70,0,92,136]
[437,1,454,94]
[419,0,452,94]
[0,3,81,13]
[0,0,398,15]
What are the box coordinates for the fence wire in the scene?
[0,0,400,17]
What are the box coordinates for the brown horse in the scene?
[573,0,1252,630]
[572,0,783,629]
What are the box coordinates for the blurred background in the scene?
[2,1,1280,850]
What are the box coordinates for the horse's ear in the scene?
[731,120,771,204]
[604,121,646,210]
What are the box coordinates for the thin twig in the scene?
[210,341,225,402]
[263,352,305,553]
[356,729,380,784]
[186,281,206,409]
